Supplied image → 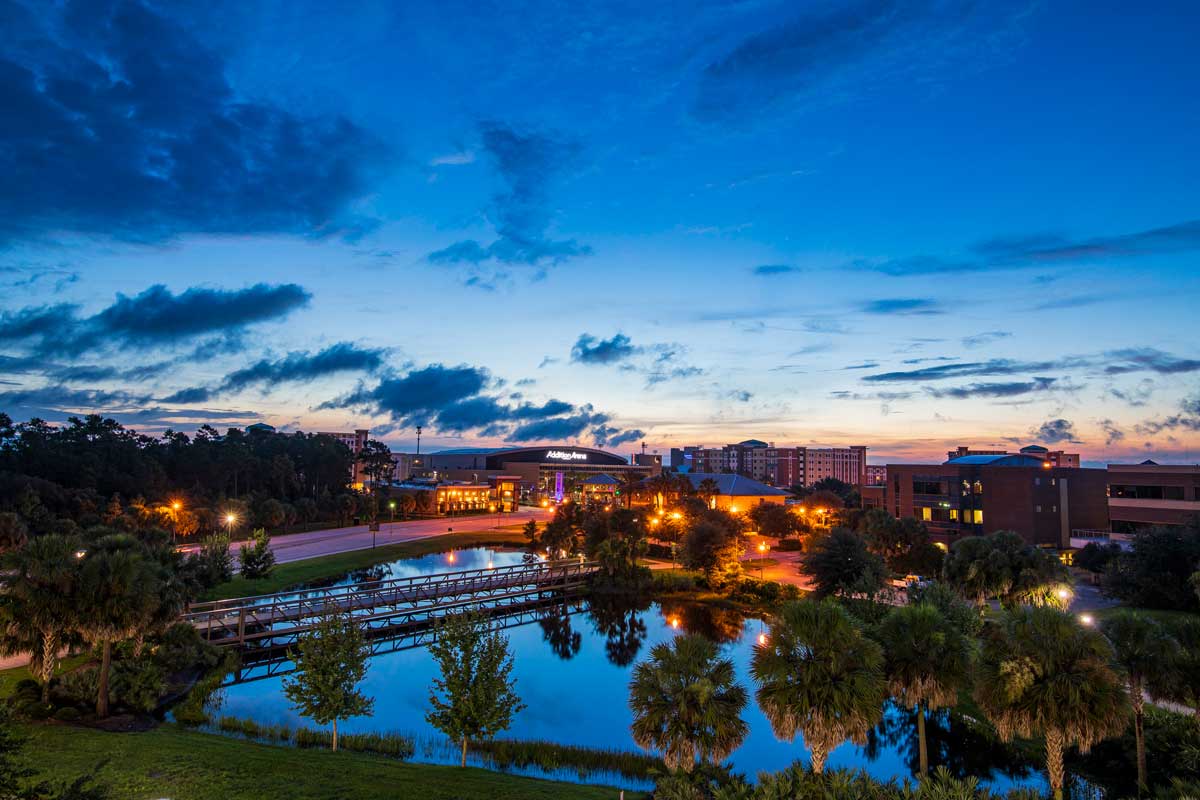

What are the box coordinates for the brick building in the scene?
[1107,462,1200,532]
[669,440,867,487]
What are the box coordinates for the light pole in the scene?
[389,500,396,535]
[757,540,769,580]
[225,512,237,538]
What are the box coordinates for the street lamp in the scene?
[224,512,237,537]
[757,540,769,580]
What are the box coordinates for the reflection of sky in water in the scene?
[216,590,1045,793]
[247,547,529,606]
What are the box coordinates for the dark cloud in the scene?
[605,428,645,448]
[0,385,150,411]
[1134,393,1200,435]
[728,390,753,402]
[863,358,1071,383]
[751,264,802,276]
[161,387,213,404]
[0,283,310,355]
[1104,348,1200,376]
[842,361,880,370]
[0,1,389,246]
[1099,419,1125,446]
[1033,418,1081,444]
[571,333,640,365]
[219,342,385,392]
[925,377,1056,399]
[509,411,608,442]
[427,121,590,271]
[962,330,1011,348]
[331,364,491,423]
[860,298,941,315]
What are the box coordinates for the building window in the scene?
[949,508,959,521]
[920,506,932,521]
[972,509,983,524]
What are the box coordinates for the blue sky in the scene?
[1,0,1198,464]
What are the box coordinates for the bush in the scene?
[12,679,40,697]
[53,706,82,722]
[1104,524,1200,611]
[16,699,54,720]
[54,667,100,708]
[775,538,804,551]
[155,622,221,674]
[172,649,239,726]
[240,527,276,579]
[111,658,167,712]
[729,578,802,606]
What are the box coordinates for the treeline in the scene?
[1074,519,1200,612]
[0,413,368,542]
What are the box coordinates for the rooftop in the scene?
[677,472,791,496]
[944,454,1048,466]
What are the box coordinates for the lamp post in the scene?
[389,500,396,535]
[757,540,769,580]
[224,512,237,538]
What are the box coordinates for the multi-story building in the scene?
[883,453,1109,548]
[865,464,887,486]
[947,444,1080,468]
[318,428,370,486]
[670,440,868,487]
[1107,462,1200,532]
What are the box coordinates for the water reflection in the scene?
[212,590,1045,794]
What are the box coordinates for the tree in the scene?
[1101,610,1177,792]
[427,610,525,767]
[857,510,941,575]
[358,440,395,488]
[805,528,887,600]
[1104,523,1200,611]
[941,530,1070,608]
[1074,541,1122,575]
[336,493,357,526]
[680,519,742,588]
[975,606,1129,800]
[750,599,886,774]
[629,634,749,772]
[282,611,374,752]
[696,478,721,507]
[875,603,976,776]
[1151,617,1200,721]
[75,537,162,716]
[747,503,798,539]
[396,493,416,519]
[240,528,276,579]
[0,535,83,703]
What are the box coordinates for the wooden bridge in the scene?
[183,559,599,651]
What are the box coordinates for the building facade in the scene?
[884,454,1109,548]
[1107,463,1200,532]
[669,440,868,487]
[865,464,887,486]
[947,444,1081,468]
[318,428,371,486]
[420,445,661,500]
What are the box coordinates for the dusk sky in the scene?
[2,0,1199,464]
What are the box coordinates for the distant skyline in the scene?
[1,1,1198,464]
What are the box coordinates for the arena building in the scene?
[419,445,662,501]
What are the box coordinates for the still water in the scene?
[213,547,1045,792]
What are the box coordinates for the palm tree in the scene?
[750,599,886,774]
[1100,610,1176,793]
[0,535,83,703]
[645,474,678,511]
[696,478,721,508]
[975,606,1129,800]
[875,602,976,776]
[1151,617,1200,720]
[75,536,161,716]
[629,634,749,771]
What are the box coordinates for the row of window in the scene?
[1110,484,1188,500]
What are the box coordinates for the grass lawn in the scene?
[203,529,531,600]
[19,722,639,800]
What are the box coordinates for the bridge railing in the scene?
[183,559,600,644]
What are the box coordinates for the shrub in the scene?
[12,679,40,697]
[775,538,804,552]
[154,622,221,674]
[17,699,54,720]
[111,658,166,712]
[53,706,82,722]
[173,649,239,726]
[240,528,276,579]
[54,667,100,708]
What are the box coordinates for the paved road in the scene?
[180,508,550,565]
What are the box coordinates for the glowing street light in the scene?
[756,541,770,580]
[224,512,238,536]
[757,632,768,646]
[1079,613,1094,626]
[669,616,681,630]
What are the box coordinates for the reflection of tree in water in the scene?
[658,602,746,644]
[586,594,651,666]
[539,603,583,660]
[348,564,389,587]
[864,700,1037,782]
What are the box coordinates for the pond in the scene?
[209,549,1047,793]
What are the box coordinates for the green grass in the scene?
[19,723,640,800]
[203,529,531,600]
[0,654,88,698]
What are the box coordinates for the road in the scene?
[180,508,549,564]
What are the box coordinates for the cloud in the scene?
[218,342,385,393]
[842,361,880,371]
[0,283,310,355]
[925,377,1057,399]
[509,411,608,442]
[161,387,214,404]
[1033,418,1081,444]
[0,1,389,246]
[855,219,1200,276]
[427,121,590,271]
[329,364,491,423]
[571,333,639,365]
[752,264,802,276]
[1032,295,1106,311]
[1109,379,1155,407]
[962,330,1011,348]
[1104,348,1200,375]
[1099,419,1125,446]
[1134,393,1200,436]
[728,390,753,402]
[431,151,476,166]
[863,358,1070,383]
[860,298,941,315]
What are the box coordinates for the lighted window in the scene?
[921,506,932,521]
[949,508,959,521]
[972,509,983,524]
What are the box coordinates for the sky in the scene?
[1,0,1199,465]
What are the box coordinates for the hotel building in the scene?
[669,440,868,487]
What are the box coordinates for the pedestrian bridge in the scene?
[183,558,599,651]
